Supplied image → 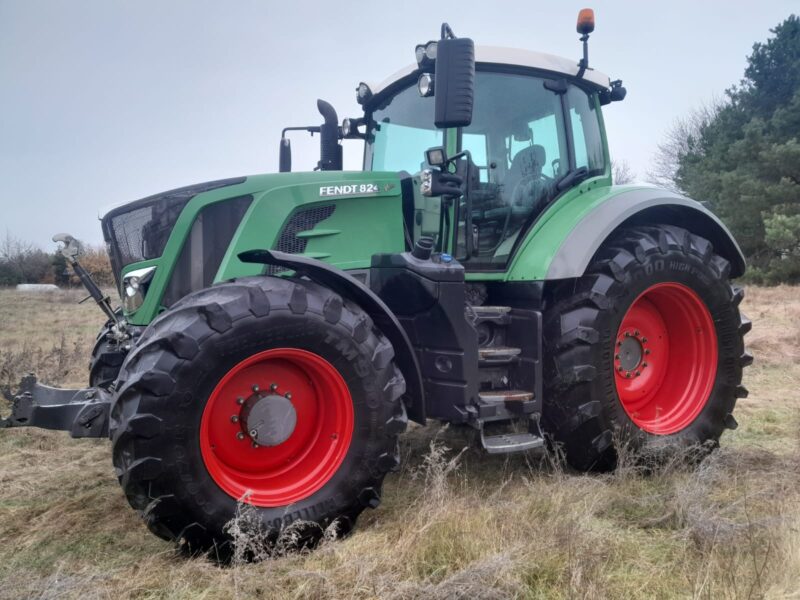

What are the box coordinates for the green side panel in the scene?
[123,171,404,325]
[503,183,649,281]
[219,171,403,278]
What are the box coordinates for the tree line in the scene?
[0,232,113,287]
[651,15,800,284]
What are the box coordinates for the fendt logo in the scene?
[319,183,381,197]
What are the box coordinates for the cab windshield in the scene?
[364,70,606,271]
[365,83,442,173]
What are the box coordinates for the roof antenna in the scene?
[576,8,595,79]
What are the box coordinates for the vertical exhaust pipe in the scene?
[317,99,342,171]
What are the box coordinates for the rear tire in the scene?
[542,225,751,471]
[109,276,407,559]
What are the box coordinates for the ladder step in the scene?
[470,305,512,326]
[471,305,512,315]
[478,389,534,403]
[480,430,545,454]
[478,346,521,365]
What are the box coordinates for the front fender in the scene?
[239,250,426,424]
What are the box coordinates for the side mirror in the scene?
[433,37,475,128]
[279,138,291,173]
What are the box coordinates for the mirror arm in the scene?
[281,125,321,138]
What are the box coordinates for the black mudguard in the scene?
[239,249,426,424]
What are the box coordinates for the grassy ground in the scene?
[0,286,798,599]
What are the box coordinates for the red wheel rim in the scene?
[613,282,718,435]
[200,348,354,507]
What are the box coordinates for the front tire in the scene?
[89,311,126,390]
[109,276,407,558]
[542,225,752,471]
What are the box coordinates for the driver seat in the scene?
[505,144,546,200]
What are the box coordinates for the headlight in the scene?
[122,266,156,313]
[420,169,433,196]
[356,82,372,105]
[341,118,353,137]
[415,41,437,69]
[418,73,434,97]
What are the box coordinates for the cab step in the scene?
[478,346,521,365]
[478,389,533,403]
[470,305,512,324]
[480,430,545,454]
[475,387,538,421]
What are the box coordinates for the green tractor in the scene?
[2,12,751,557]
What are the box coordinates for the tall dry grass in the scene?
[0,286,798,599]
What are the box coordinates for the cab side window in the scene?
[457,72,569,270]
[566,87,605,175]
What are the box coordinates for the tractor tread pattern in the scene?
[542,224,751,471]
[109,276,407,558]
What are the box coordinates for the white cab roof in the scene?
[369,45,611,97]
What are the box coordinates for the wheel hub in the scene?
[617,335,643,372]
[241,392,297,447]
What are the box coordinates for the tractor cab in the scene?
[361,48,614,271]
[281,15,626,275]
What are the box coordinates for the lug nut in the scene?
[645,349,651,355]
[285,392,292,400]
[635,370,641,377]
[249,429,258,438]
[270,383,278,392]
[236,432,245,440]
[642,337,648,343]
[617,366,623,372]
[230,415,239,423]
[615,353,620,360]
[252,441,260,449]
[252,384,260,392]
[625,372,631,378]
[625,331,631,337]
[642,362,648,368]
[236,397,244,405]
[634,330,640,336]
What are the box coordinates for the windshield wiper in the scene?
[556,166,589,192]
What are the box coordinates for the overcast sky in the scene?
[0,0,795,247]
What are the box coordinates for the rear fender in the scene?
[239,250,426,424]
[543,188,746,280]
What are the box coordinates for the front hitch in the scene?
[1,374,111,438]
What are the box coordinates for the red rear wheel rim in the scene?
[613,282,718,435]
[200,348,354,507]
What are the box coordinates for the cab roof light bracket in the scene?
[576,8,595,79]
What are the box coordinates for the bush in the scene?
[0,232,114,288]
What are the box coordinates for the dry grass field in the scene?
[0,286,798,599]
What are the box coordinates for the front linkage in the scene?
[1,234,125,440]
[1,374,111,438]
